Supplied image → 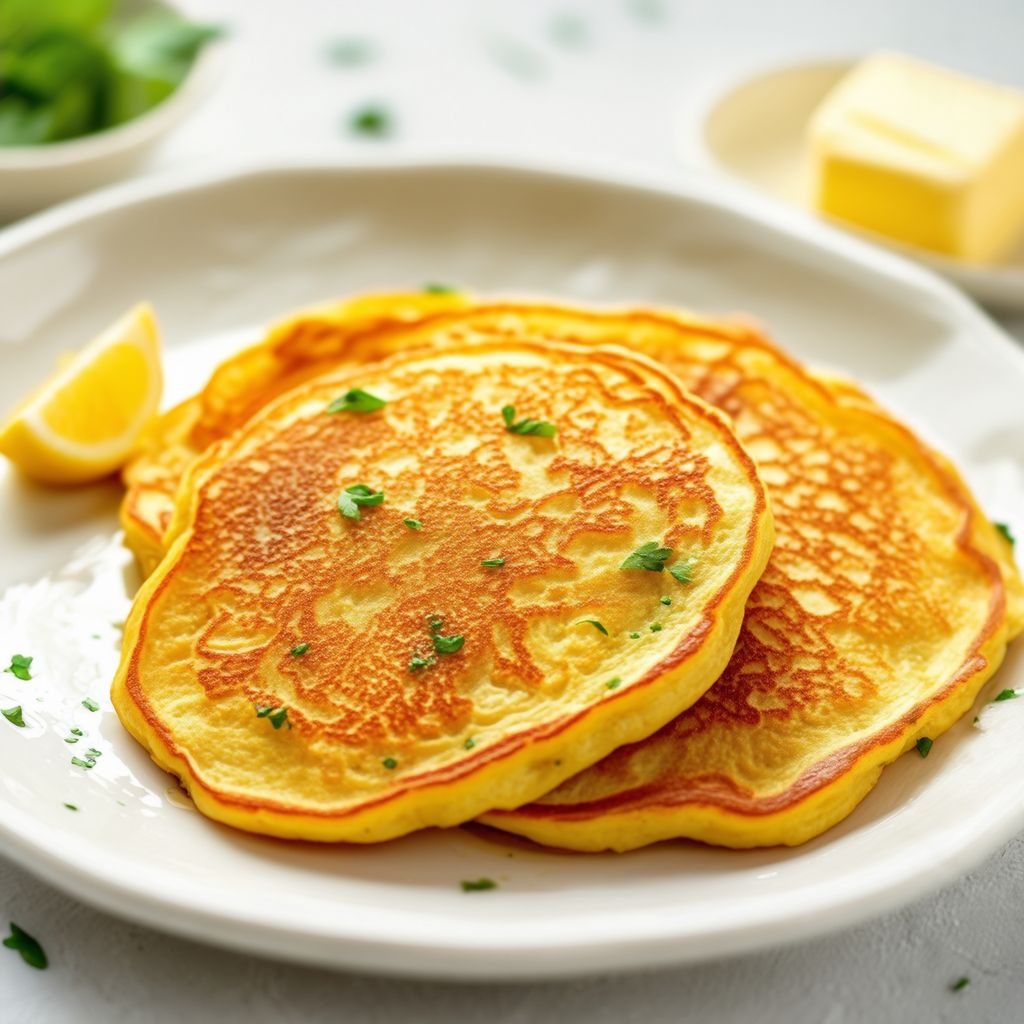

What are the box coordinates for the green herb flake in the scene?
[338,483,385,520]
[408,653,436,672]
[325,37,373,67]
[326,388,387,414]
[433,633,465,655]
[460,877,497,892]
[464,737,476,750]
[606,677,622,690]
[64,737,79,745]
[427,614,445,633]
[255,705,291,730]
[382,757,398,770]
[1,706,24,728]
[423,282,458,294]
[669,557,697,585]
[349,104,391,137]
[916,737,933,759]
[621,542,672,572]
[650,622,663,633]
[70,728,83,737]
[404,518,423,531]
[660,596,672,606]
[629,631,641,639]
[290,643,310,657]
[85,748,102,759]
[577,619,608,636]
[4,655,32,681]
[951,976,970,992]
[3,923,47,970]
[994,689,1018,702]
[81,697,100,712]
[481,558,505,568]
[70,757,95,770]
[994,521,1015,547]
[63,803,77,812]
[501,404,557,438]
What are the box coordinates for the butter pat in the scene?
[808,53,1024,263]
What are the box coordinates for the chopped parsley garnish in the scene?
[63,803,77,812]
[338,483,385,520]
[3,923,47,970]
[916,737,933,758]
[660,596,672,606]
[577,619,608,636]
[669,557,697,585]
[606,677,621,690]
[501,404,557,438]
[481,558,505,568]
[81,697,99,712]
[70,728,83,736]
[326,388,387,414]
[64,737,79,745]
[464,737,476,750]
[255,705,291,730]
[650,622,663,633]
[433,633,465,655]
[70,757,95,770]
[290,643,310,657]
[629,631,641,639]
[404,518,423,531]
[325,37,373,67]
[4,654,32,681]
[951,976,970,992]
[349,103,391,137]
[460,877,497,892]
[1,706,24,728]
[994,521,1015,546]
[423,282,458,294]
[85,748,102,759]
[427,614,445,633]
[621,542,672,572]
[409,653,436,672]
[382,757,398,770]
[995,689,1018,702]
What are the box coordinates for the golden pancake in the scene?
[119,291,468,574]
[111,339,774,842]
[432,306,1018,849]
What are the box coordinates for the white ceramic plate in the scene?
[694,59,1024,312]
[0,160,1022,980]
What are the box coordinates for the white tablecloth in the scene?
[3,0,1022,1019]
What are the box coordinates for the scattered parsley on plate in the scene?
[404,518,423,531]
[606,677,621,690]
[423,282,458,294]
[324,37,374,67]
[349,104,391,137]
[3,923,47,970]
[669,557,697,585]
[481,558,505,567]
[577,619,608,636]
[950,976,970,992]
[338,484,385,520]
[290,643,310,657]
[382,757,398,770]
[326,388,387,414]
[4,654,32,681]
[255,705,291,730]
[621,542,672,572]
[501,404,557,438]
[81,697,100,712]
[993,521,1015,547]
[433,633,465,655]
[1,706,24,728]
[460,878,497,892]
[916,737,933,758]
[994,689,1018,702]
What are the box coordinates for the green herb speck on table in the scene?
[348,104,392,138]
[3,923,47,969]
[4,654,32,681]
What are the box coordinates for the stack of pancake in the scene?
[112,293,1024,849]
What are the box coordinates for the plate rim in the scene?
[0,156,1022,980]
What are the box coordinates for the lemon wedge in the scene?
[0,304,163,484]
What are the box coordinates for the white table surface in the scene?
[2,0,1023,1020]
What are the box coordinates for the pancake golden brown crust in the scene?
[119,292,469,574]
[111,339,773,842]
[459,306,1017,850]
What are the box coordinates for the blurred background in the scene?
[2,1,1024,1021]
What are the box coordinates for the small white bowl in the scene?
[0,12,222,223]
[696,58,1024,312]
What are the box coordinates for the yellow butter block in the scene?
[808,53,1024,263]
